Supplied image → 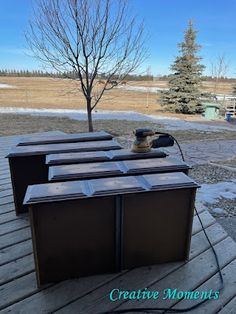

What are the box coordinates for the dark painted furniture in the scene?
[24,172,199,286]
[46,148,167,165]
[48,157,190,182]
[6,139,122,214]
[17,130,113,146]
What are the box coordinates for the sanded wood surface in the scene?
[48,157,190,182]
[25,172,198,204]
[17,130,113,146]
[0,134,235,314]
[46,148,167,165]
[6,139,122,157]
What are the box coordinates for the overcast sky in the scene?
[0,0,236,77]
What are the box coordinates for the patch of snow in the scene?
[0,107,159,122]
[146,114,236,132]
[0,83,15,89]
[215,94,234,100]
[196,180,236,209]
[117,85,168,93]
[0,106,236,132]
[117,85,233,100]
[211,207,227,215]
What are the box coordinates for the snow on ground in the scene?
[117,85,233,100]
[0,83,15,89]
[196,179,236,211]
[117,85,168,93]
[0,106,235,132]
[211,207,227,215]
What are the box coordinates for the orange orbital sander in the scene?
[131,128,175,153]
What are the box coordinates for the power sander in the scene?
[131,128,175,153]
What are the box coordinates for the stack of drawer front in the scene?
[24,172,199,286]
[5,131,121,214]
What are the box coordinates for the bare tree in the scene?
[211,54,229,95]
[26,0,146,131]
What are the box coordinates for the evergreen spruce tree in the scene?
[161,20,205,114]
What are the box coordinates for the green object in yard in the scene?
[202,103,220,120]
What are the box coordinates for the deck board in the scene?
[0,179,12,186]
[0,174,10,181]
[0,254,34,286]
[0,195,14,206]
[218,296,236,313]
[0,184,13,192]
[0,202,15,214]
[0,218,29,236]
[0,239,32,266]
[0,211,18,225]
[0,133,235,314]
[172,259,236,314]
[0,189,13,199]
[0,227,31,249]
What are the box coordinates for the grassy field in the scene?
[0,77,158,115]
[0,77,234,118]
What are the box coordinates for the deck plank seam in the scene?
[0,217,25,225]
[0,209,15,215]
[0,284,54,312]
[0,234,31,251]
[0,268,35,288]
[0,202,16,209]
[192,219,216,236]
[0,186,13,192]
[0,200,14,207]
[0,192,13,199]
[216,295,236,313]
[0,209,14,215]
[0,243,33,267]
[0,224,30,238]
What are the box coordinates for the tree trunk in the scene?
[86,98,94,132]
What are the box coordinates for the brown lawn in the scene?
[0,77,234,120]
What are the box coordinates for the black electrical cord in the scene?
[97,135,224,314]
[154,131,185,162]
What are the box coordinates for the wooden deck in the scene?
[0,134,236,314]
